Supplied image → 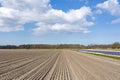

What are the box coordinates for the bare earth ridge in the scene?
[0,49,120,80]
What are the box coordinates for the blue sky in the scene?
[0,0,120,45]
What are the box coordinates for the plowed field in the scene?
[0,50,120,80]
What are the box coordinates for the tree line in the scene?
[0,42,120,49]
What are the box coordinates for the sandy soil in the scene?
[0,49,119,80]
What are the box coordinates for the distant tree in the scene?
[112,42,120,49]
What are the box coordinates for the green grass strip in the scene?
[86,52,120,60]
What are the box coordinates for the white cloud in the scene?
[32,7,94,35]
[97,0,120,16]
[97,0,120,24]
[95,9,102,14]
[0,0,50,32]
[0,0,94,34]
[0,7,24,32]
[111,18,120,24]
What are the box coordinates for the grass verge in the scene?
[85,52,120,60]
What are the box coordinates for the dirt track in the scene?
[0,50,120,80]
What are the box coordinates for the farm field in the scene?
[0,49,120,80]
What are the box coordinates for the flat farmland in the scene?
[0,49,120,80]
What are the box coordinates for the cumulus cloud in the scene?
[0,7,24,32]
[97,0,120,16]
[97,0,120,24]
[33,7,94,35]
[0,0,94,34]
